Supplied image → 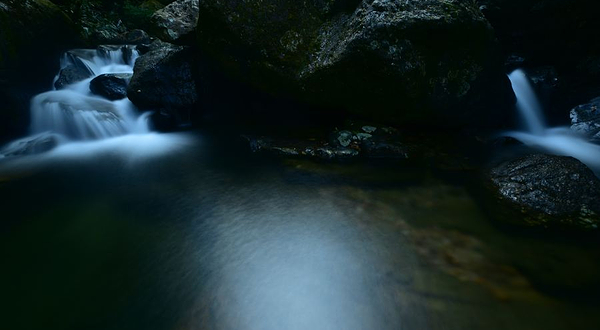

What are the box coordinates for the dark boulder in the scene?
[90,73,132,100]
[570,97,600,143]
[54,65,92,90]
[150,0,199,44]
[196,0,510,127]
[488,154,600,230]
[127,41,197,127]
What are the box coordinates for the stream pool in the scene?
[1,132,599,330]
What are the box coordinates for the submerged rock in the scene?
[0,133,61,157]
[150,0,199,44]
[30,91,126,140]
[127,41,197,127]
[246,136,360,161]
[90,73,132,101]
[488,154,600,230]
[246,125,418,161]
[570,97,600,143]
[196,0,509,126]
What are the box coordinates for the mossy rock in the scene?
[196,0,512,127]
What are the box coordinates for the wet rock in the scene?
[150,0,198,44]
[362,126,377,134]
[0,133,61,157]
[246,124,419,161]
[65,49,97,67]
[54,65,92,90]
[96,45,121,58]
[135,39,172,55]
[488,154,600,230]
[570,97,600,143]
[96,44,138,64]
[330,131,354,148]
[246,136,360,161]
[196,0,509,126]
[127,41,197,127]
[121,45,136,64]
[90,73,132,100]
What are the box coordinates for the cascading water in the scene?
[1,46,154,157]
[506,69,600,172]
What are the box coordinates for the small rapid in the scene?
[506,69,600,172]
[0,46,184,159]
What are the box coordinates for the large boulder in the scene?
[0,0,81,141]
[127,41,198,128]
[570,97,600,143]
[150,0,199,44]
[488,154,600,230]
[196,0,510,127]
[90,73,132,101]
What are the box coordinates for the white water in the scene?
[0,46,191,160]
[506,69,600,172]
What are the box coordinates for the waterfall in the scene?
[505,69,600,172]
[1,46,152,157]
[508,70,547,135]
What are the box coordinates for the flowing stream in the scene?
[506,69,600,172]
[0,58,599,330]
[1,46,154,157]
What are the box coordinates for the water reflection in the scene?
[1,134,599,330]
[187,191,412,330]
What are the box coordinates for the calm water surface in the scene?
[1,133,599,330]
